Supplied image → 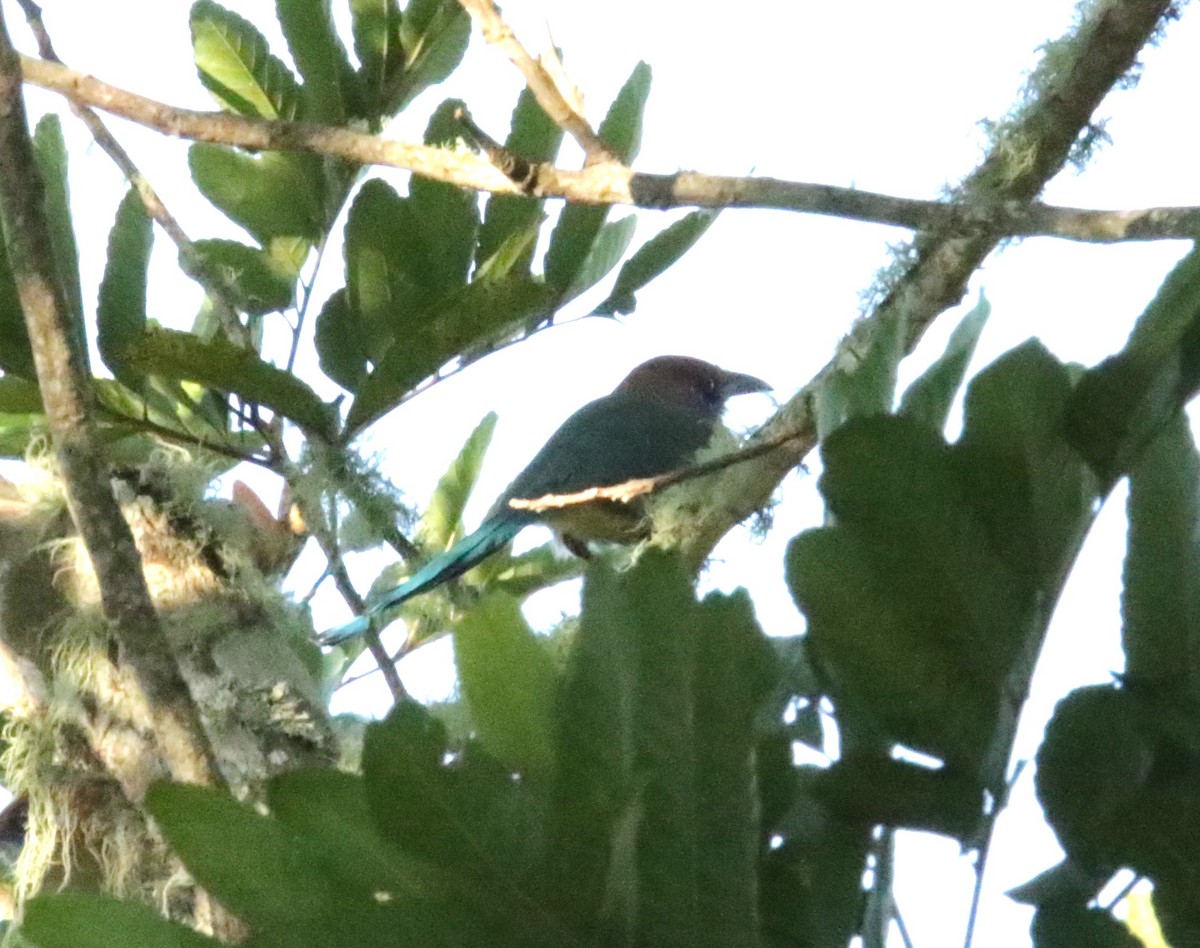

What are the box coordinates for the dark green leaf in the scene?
[343,178,435,360]
[959,341,1098,598]
[0,225,33,378]
[189,144,323,242]
[597,60,652,163]
[32,116,85,359]
[899,292,990,431]
[146,782,333,940]
[361,704,550,920]
[392,0,470,111]
[1035,685,1152,869]
[22,892,218,948]
[408,100,480,292]
[561,216,637,304]
[190,0,302,119]
[97,189,151,386]
[1124,413,1200,690]
[266,769,425,898]
[191,238,295,314]
[475,87,562,272]
[421,411,498,549]
[594,210,718,316]
[277,0,351,123]
[1007,859,1109,907]
[542,63,650,296]
[314,288,367,391]
[811,757,981,839]
[347,274,554,433]
[351,0,404,122]
[693,590,777,947]
[787,415,1025,770]
[1031,902,1141,947]
[1066,245,1200,488]
[454,594,558,773]
[815,311,904,437]
[128,328,334,436]
[0,377,41,414]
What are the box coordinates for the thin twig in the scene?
[17,55,1200,243]
[456,0,612,163]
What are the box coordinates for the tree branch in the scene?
[0,10,223,790]
[456,0,613,163]
[677,0,1179,563]
[17,54,1200,244]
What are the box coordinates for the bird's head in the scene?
[615,355,770,417]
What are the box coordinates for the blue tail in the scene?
[318,518,522,646]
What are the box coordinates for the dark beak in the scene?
[719,369,771,399]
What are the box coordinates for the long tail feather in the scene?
[318,518,522,646]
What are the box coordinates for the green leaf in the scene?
[1123,413,1200,689]
[350,0,404,122]
[421,411,498,550]
[97,189,151,386]
[266,769,425,898]
[959,341,1098,597]
[32,116,85,358]
[899,292,990,431]
[347,275,554,433]
[0,215,35,380]
[454,594,558,773]
[191,238,295,314]
[693,590,777,946]
[392,0,471,111]
[128,328,334,436]
[594,210,718,316]
[361,704,548,907]
[542,63,650,296]
[0,377,41,413]
[1066,244,1200,488]
[597,60,652,163]
[787,415,1025,771]
[343,178,436,360]
[1031,903,1142,948]
[147,782,334,939]
[561,216,637,304]
[408,100,480,293]
[277,0,351,123]
[22,892,218,948]
[618,553,701,946]
[815,310,905,437]
[475,87,563,272]
[315,288,367,391]
[1034,685,1152,869]
[189,144,323,242]
[190,0,302,119]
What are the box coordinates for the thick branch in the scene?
[18,55,1200,244]
[0,12,222,789]
[678,0,1179,570]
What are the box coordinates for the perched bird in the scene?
[320,356,769,645]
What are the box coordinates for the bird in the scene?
[319,355,770,645]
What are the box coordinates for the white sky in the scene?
[11,0,1200,944]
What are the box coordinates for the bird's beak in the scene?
[719,369,771,399]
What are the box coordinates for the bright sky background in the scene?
[11,0,1200,944]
